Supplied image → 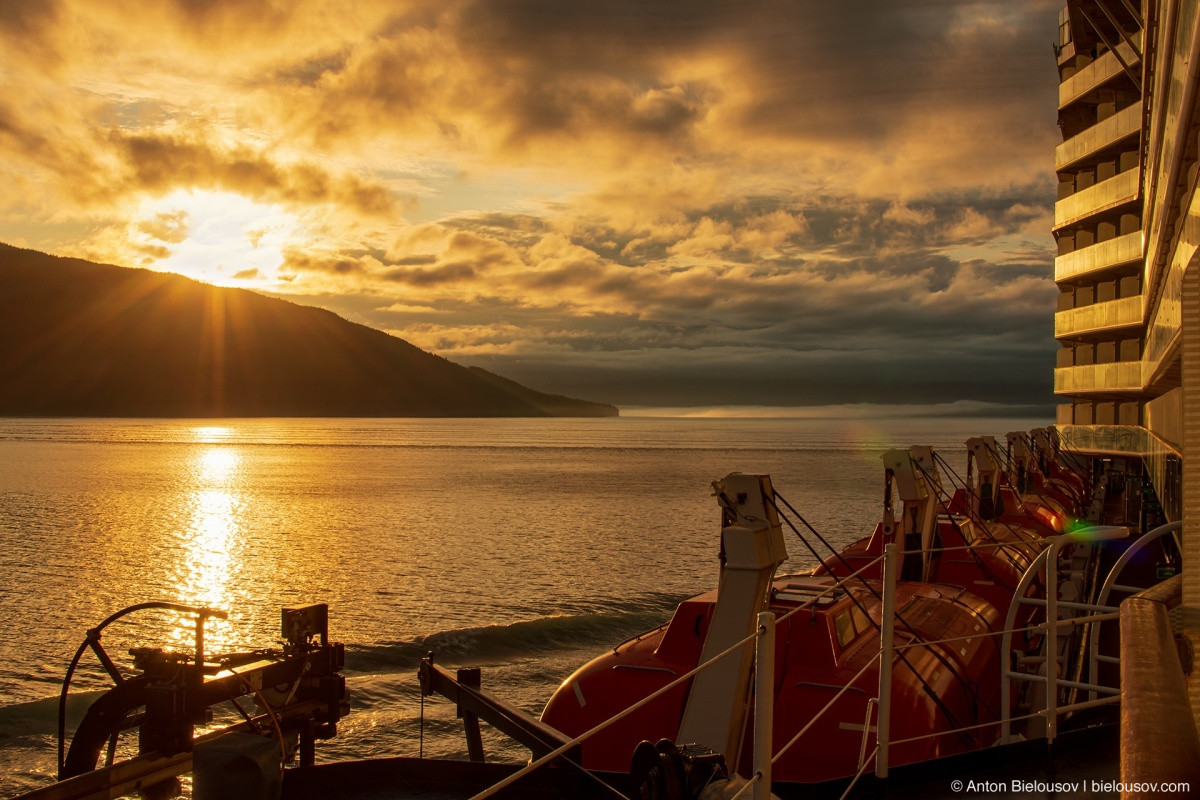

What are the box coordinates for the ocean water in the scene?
[0,415,1046,795]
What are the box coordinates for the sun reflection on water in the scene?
[194,426,233,444]
[170,445,244,653]
[198,447,239,480]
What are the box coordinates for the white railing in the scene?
[469,523,1152,800]
[753,610,774,800]
[997,526,1129,744]
[1086,521,1183,697]
[468,552,886,800]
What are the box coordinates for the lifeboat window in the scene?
[834,611,855,649]
[850,605,870,634]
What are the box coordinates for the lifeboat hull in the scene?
[541,578,1004,784]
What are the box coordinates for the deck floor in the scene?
[281,723,1121,800]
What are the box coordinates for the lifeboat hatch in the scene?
[774,579,846,607]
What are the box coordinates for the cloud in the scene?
[0,0,61,38]
[0,0,1064,408]
[282,248,367,276]
[138,210,190,244]
[384,261,476,286]
[107,132,398,216]
[311,180,1057,407]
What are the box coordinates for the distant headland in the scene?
[0,243,618,418]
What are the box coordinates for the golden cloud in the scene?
[0,0,1064,407]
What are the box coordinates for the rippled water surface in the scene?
[0,415,1044,794]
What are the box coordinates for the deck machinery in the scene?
[21,602,347,800]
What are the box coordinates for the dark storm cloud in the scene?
[286,12,714,154]
[448,0,1059,148]
[456,0,928,138]
[726,1,1057,141]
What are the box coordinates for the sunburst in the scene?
[133,189,300,287]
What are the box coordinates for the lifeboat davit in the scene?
[541,472,1008,785]
[942,437,1071,537]
[823,446,1050,654]
[1006,429,1092,536]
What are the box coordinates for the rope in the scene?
[469,631,761,800]
[933,451,1041,549]
[907,456,1016,589]
[982,439,1081,521]
[767,491,995,736]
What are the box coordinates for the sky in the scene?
[0,0,1064,411]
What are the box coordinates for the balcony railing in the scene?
[1055,102,1142,171]
[1059,36,1143,108]
[1055,232,1142,282]
[1057,424,1163,459]
[1054,362,1143,394]
[1054,295,1144,338]
[1054,169,1140,228]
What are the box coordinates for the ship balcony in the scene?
[1054,295,1144,338]
[1054,362,1143,394]
[1055,102,1142,171]
[1059,36,1142,108]
[1055,232,1142,282]
[1054,169,1140,229]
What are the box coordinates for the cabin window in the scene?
[850,605,870,635]
[834,611,855,649]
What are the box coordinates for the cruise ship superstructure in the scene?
[1053,0,1200,773]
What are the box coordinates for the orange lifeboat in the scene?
[541,575,1004,784]
[541,472,1008,785]
[823,446,1048,653]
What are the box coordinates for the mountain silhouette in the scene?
[0,243,617,417]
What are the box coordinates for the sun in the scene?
[132,189,301,287]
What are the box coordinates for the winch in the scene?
[23,601,347,800]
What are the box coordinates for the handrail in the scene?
[728,773,761,800]
[838,746,878,800]
[466,547,889,799]
[999,526,1130,744]
[468,520,1141,798]
[470,619,769,800]
[770,652,881,765]
[889,695,1123,747]
[1118,575,1200,790]
[1087,521,1183,698]
[774,553,885,626]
